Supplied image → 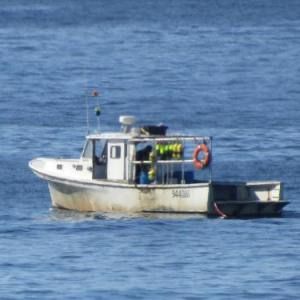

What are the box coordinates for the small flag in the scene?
[92,90,99,97]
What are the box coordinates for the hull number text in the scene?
[172,189,190,198]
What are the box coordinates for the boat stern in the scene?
[211,181,289,217]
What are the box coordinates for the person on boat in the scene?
[135,145,152,183]
[94,143,107,165]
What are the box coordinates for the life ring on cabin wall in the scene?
[193,144,211,169]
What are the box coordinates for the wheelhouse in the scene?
[81,132,213,185]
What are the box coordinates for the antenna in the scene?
[84,72,90,134]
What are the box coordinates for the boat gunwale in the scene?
[30,166,211,190]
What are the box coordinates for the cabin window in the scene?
[82,140,93,158]
[110,146,121,159]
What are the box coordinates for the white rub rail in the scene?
[130,136,212,143]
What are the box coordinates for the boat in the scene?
[29,115,289,217]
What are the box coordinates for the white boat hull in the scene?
[48,180,212,213]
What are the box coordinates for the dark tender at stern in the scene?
[211,181,289,217]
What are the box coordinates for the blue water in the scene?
[1,0,300,299]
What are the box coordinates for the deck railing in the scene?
[127,136,213,185]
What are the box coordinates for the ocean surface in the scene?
[0,0,300,299]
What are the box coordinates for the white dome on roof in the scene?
[119,116,136,126]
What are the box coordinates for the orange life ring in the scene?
[193,144,211,169]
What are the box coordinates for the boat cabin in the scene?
[81,116,212,185]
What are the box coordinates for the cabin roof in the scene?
[86,132,133,140]
[86,131,211,142]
